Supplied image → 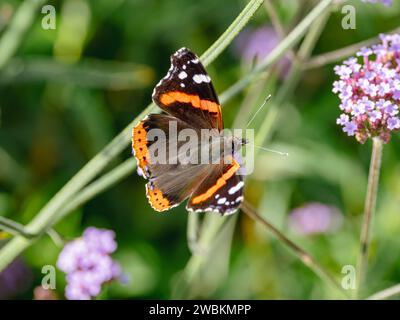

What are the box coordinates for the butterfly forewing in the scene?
[152,48,223,130]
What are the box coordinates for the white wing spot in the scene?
[215,194,220,199]
[183,65,187,70]
[235,196,244,203]
[174,47,187,56]
[228,181,244,195]
[191,58,199,64]
[193,74,211,84]
[180,83,185,87]
[217,197,227,205]
[178,71,187,79]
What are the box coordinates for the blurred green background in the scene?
[0,0,400,299]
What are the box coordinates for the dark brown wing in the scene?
[152,47,223,130]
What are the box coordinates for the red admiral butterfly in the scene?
[132,48,245,215]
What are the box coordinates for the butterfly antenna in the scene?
[247,142,289,157]
[246,94,272,129]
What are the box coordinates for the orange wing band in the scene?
[132,121,150,176]
[191,160,240,205]
[146,184,172,212]
[160,91,221,114]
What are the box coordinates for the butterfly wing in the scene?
[152,47,223,130]
[186,158,244,215]
[133,113,210,212]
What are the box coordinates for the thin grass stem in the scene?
[0,0,46,69]
[241,200,347,297]
[303,26,400,70]
[367,284,400,300]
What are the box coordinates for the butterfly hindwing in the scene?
[186,158,244,215]
[133,113,211,212]
[152,48,223,130]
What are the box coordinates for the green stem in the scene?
[50,159,136,227]
[0,216,36,239]
[0,0,46,69]
[0,58,155,90]
[186,213,201,255]
[220,0,333,102]
[356,137,383,298]
[255,9,330,153]
[0,217,66,247]
[172,215,235,299]
[263,0,295,61]
[303,26,400,70]
[241,201,347,297]
[366,284,400,300]
[46,229,66,248]
[263,0,285,38]
[200,0,264,66]
[0,0,265,272]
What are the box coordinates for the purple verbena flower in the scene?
[343,121,358,136]
[333,33,400,143]
[234,26,278,63]
[57,227,121,300]
[288,203,343,236]
[336,114,349,125]
[361,0,393,6]
[387,117,400,130]
[234,25,290,77]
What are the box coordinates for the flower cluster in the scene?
[361,0,392,6]
[288,203,343,236]
[333,33,400,143]
[57,227,121,300]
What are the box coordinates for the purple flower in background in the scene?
[234,25,290,76]
[235,26,278,63]
[333,33,400,143]
[57,227,121,300]
[361,0,393,5]
[288,203,343,236]
[0,259,33,299]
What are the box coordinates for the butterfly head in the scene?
[221,135,246,158]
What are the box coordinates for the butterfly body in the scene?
[132,48,245,215]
